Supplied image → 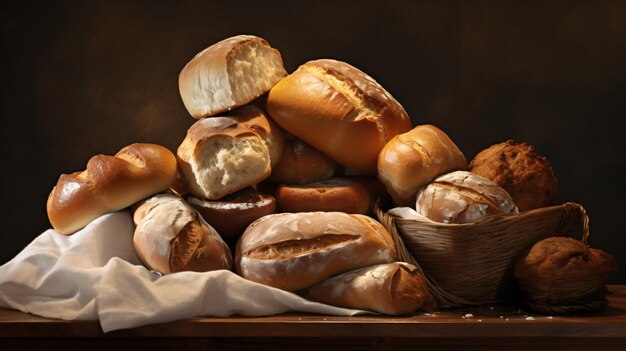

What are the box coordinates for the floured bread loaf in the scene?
[177,106,284,200]
[415,171,518,224]
[179,35,287,118]
[236,212,398,291]
[301,262,437,315]
[133,193,232,274]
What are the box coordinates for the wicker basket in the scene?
[374,201,589,307]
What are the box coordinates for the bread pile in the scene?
[45,34,615,316]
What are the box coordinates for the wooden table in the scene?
[2,285,625,350]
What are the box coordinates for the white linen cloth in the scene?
[0,211,363,332]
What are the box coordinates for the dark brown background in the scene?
[2,0,625,282]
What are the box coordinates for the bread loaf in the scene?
[133,193,232,274]
[301,262,436,315]
[378,125,468,207]
[187,187,276,245]
[266,59,412,175]
[177,106,284,200]
[269,135,338,184]
[415,171,518,224]
[236,212,398,291]
[179,35,287,118]
[47,143,178,235]
[469,140,558,211]
[276,178,370,214]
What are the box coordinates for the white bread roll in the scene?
[133,193,232,274]
[266,59,412,175]
[47,143,178,235]
[378,125,468,207]
[269,135,339,184]
[236,212,398,291]
[276,178,371,214]
[187,187,276,244]
[415,171,519,224]
[177,106,284,200]
[179,35,287,118]
[301,262,436,315]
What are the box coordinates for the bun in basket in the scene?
[187,187,276,245]
[177,106,284,200]
[514,237,617,313]
[47,143,178,235]
[179,35,287,118]
[301,262,437,315]
[378,124,468,207]
[276,178,370,214]
[236,212,398,291]
[133,193,232,274]
[266,59,412,175]
[469,139,558,212]
[415,171,518,224]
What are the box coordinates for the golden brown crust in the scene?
[266,59,412,175]
[47,143,178,235]
[469,139,558,212]
[378,125,468,207]
[269,135,338,184]
[301,262,436,315]
[187,187,276,244]
[235,212,398,291]
[276,178,370,214]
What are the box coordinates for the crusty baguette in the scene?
[276,178,370,214]
[47,143,178,235]
[236,212,398,291]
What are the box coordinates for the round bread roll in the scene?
[47,143,178,235]
[266,59,412,175]
[236,212,398,291]
[179,35,287,118]
[415,171,518,224]
[269,135,338,184]
[276,178,370,214]
[133,193,232,274]
[469,139,558,212]
[378,124,468,207]
[301,262,437,315]
[514,237,617,310]
[187,187,276,245]
[177,106,284,200]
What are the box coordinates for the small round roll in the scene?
[133,193,232,274]
[47,143,178,235]
[187,187,276,245]
[236,212,398,291]
[266,59,412,175]
[301,262,437,315]
[276,178,370,214]
[378,124,468,207]
[415,171,518,224]
[269,135,338,184]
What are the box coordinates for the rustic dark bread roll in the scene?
[266,59,412,175]
[179,35,287,118]
[514,237,617,312]
[177,106,284,200]
[276,178,370,214]
[47,143,178,235]
[269,135,338,184]
[187,187,276,245]
[469,139,558,212]
[415,171,518,224]
[133,193,232,274]
[378,124,468,207]
[301,262,437,315]
[236,212,398,291]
